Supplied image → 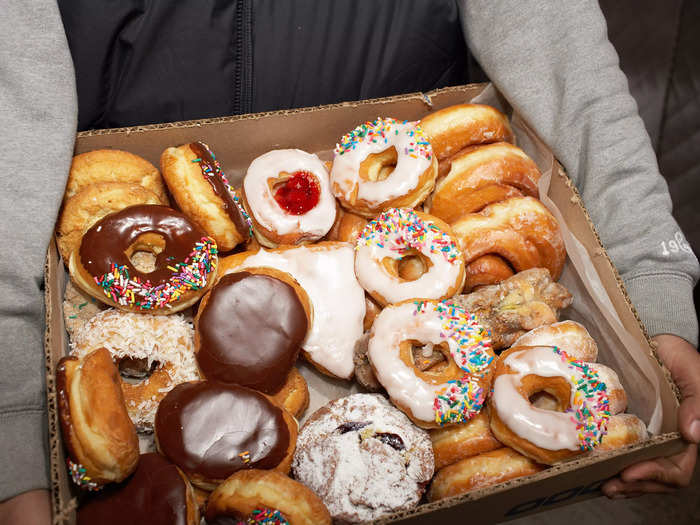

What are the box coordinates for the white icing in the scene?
[243,149,336,238]
[227,244,365,379]
[330,120,431,206]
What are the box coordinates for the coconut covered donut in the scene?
[330,118,438,217]
[160,142,252,251]
[355,208,466,306]
[368,299,495,428]
[241,149,337,247]
[292,394,434,524]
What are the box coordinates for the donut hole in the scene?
[359,147,398,182]
[529,392,561,411]
[521,375,570,412]
[118,357,158,380]
[400,340,461,385]
[397,251,432,281]
[125,233,166,273]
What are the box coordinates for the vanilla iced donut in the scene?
[368,299,495,428]
[355,208,465,306]
[330,118,438,217]
[242,149,336,246]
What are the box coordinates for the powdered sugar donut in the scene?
[242,149,336,247]
[355,208,465,305]
[330,118,438,217]
[292,394,433,524]
[368,300,495,428]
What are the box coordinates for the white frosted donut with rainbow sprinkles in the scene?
[368,299,495,428]
[330,118,438,217]
[355,208,465,306]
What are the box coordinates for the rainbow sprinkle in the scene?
[434,376,487,425]
[67,458,100,491]
[93,237,217,310]
[334,117,432,160]
[553,347,611,450]
[233,194,254,236]
[235,508,288,524]
[358,208,461,264]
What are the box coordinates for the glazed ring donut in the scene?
[70,308,200,430]
[56,181,163,262]
[489,345,627,465]
[66,149,169,203]
[463,254,515,290]
[512,320,599,362]
[425,142,541,224]
[595,413,648,452]
[324,206,368,244]
[428,447,544,501]
[270,367,310,419]
[241,149,337,247]
[330,117,438,217]
[56,348,139,490]
[205,470,331,525]
[429,411,502,470]
[160,142,252,251]
[355,208,466,306]
[69,204,218,313]
[419,104,514,177]
[368,299,495,428]
[451,196,566,291]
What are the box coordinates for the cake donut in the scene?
[330,118,438,217]
[292,394,434,524]
[368,299,495,428]
[195,269,310,394]
[70,308,200,430]
[77,453,200,525]
[161,142,252,252]
[489,344,627,464]
[355,208,466,306]
[155,381,297,491]
[241,149,336,247]
[205,470,331,525]
[56,348,139,490]
[429,411,502,470]
[69,204,218,313]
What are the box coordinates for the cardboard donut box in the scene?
[44,83,684,524]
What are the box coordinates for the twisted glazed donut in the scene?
[451,196,566,291]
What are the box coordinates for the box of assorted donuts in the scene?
[45,83,683,525]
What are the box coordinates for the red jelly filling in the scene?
[273,171,320,215]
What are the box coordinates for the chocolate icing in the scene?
[77,453,190,525]
[196,272,307,393]
[190,142,251,239]
[56,356,79,463]
[155,381,290,481]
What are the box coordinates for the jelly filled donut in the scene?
[355,208,465,306]
[330,117,438,217]
[368,299,495,428]
[161,142,252,252]
[242,149,336,247]
[155,381,297,491]
[69,204,218,313]
[56,348,139,490]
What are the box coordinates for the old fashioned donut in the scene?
[292,394,434,524]
[428,447,544,501]
[330,117,438,217]
[425,142,541,224]
[70,308,199,430]
[161,142,252,251]
[451,196,566,291]
[56,348,139,490]
[368,299,495,428]
[77,453,199,525]
[155,381,297,491]
[429,411,501,470]
[205,470,331,525]
[355,208,466,306]
[490,345,627,464]
[241,149,337,247]
[218,242,365,380]
[419,104,514,176]
[69,204,218,313]
[195,269,310,394]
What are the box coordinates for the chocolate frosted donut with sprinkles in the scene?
[69,204,218,314]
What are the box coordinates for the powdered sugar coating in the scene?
[292,394,433,523]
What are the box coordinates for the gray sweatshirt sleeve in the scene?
[0,1,77,500]
[459,0,700,346]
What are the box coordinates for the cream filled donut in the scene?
[330,118,438,217]
[368,300,495,428]
[355,208,465,306]
[242,149,336,247]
